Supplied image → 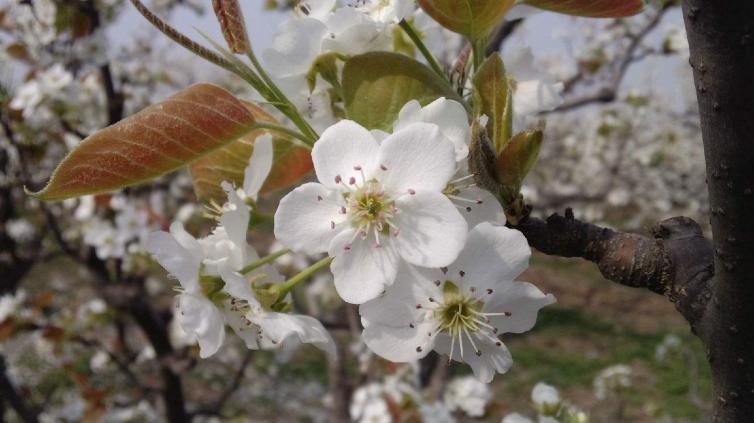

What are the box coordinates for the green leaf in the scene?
[472,53,513,153]
[342,52,464,131]
[521,0,646,17]
[189,101,313,203]
[496,129,543,199]
[467,119,501,196]
[28,83,258,201]
[417,0,516,40]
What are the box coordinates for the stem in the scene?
[130,0,233,71]
[399,19,447,81]
[240,248,291,275]
[254,122,313,147]
[245,48,319,142]
[274,256,333,301]
[472,37,487,71]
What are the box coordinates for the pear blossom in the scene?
[532,382,561,409]
[353,0,416,24]
[146,185,334,358]
[0,290,26,323]
[360,223,555,382]
[83,219,127,259]
[443,375,492,417]
[274,120,467,304]
[6,218,35,243]
[502,413,535,423]
[393,98,506,227]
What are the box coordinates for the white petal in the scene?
[377,123,457,194]
[484,281,556,334]
[502,413,535,423]
[178,293,225,358]
[274,182,346,254]
[450,223,530,290]
[454,185,506,227]
[360,264,439,361]
[145,224,202,293]
[243,133,274,200]
[224,308,261,350]
[263,18,327,77]
[312,120,380,190]
[220,267,260,307]
[220,183,250,255]
[513,79,564,117]
[393,191,467,267]
[254,312,336,355]
[434,332,512,383]
[396,98,470,161]
[328,228,399,304]
[299,0,335,20]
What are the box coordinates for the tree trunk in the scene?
[682,1,754,421]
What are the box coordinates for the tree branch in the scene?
[513,209,713,325]
[548,4,672,113]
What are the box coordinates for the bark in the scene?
[682,1,754,421]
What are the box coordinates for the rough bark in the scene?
[682,1,754,421]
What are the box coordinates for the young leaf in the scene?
[496,129,543,200]
[521,0,646,17]
[189,102,313,203]
[417,0,516,40]
[342,52,464,131]
[28,83,257,201]
[472,53,513,153]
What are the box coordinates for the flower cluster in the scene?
[145,140,334,357]
[275,98,554,381]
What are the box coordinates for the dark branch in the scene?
[486,19,523,56]
[513,209,713,325]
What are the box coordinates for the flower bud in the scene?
[212,0,250,54]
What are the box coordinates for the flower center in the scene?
[433,281,484,334]
[334,165,406,249]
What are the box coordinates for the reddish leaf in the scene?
[189,101,313,203]
[522,0,646,17]
[417,0,516,39]
[29,83,257,201]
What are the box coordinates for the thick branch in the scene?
[514,210,713,324]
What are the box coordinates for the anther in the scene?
[466,206,472,212]
[416,346,423,352]
[486,288,493,294]
[434,280,442,286]
[353,165,362,171]
[349,177,356,185]
[408,188,416,195]
[495,341,502,346]
[340,206,347,214]
[441,267,448,274]
[317,195,323,201]
[330,221,336,229]
[459,270,466,277]
[504,311,512,317]
[380,164,388,171]
[335,175,342,184]
[344,243,352,251]
[409,323,415,328]
[475,351,482,357]
[416,304,422,309]
[428,297,435,302]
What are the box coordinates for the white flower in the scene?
[10,80,43,118]
[532,382,561,415]
[6,218,35,243]
[502,413,534,423]
[146,186,334,357]
[420,402,456,423]
[350,383,392,423]
[393,98,506,227]
[506,46,564,129]
[83,219,127,259]
[356,0,416,24]
[532,382,560,408]
[593,364,632,400]
[444,375,491,417]
[114,205,150,242]
[0,290,26,323]
[275,120,467,304]
[90,350,111,372]
[360,223,555,382]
